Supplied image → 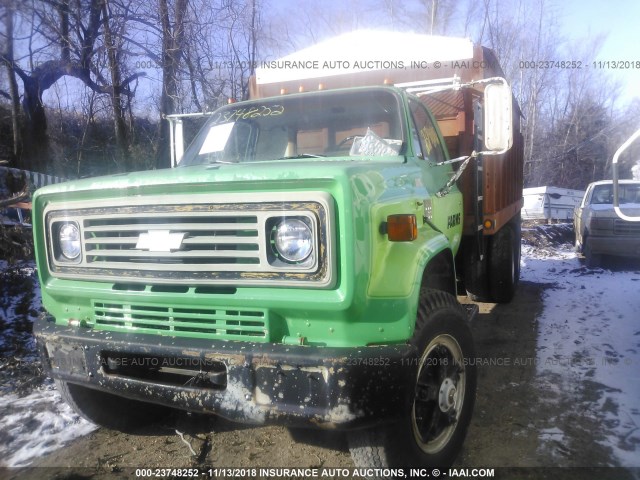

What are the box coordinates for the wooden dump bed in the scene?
[251,32,524,236]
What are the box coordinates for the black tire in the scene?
[583,236,602,268]
[461,237,491,302]
[488,217,520,303]
[56,380,170,432]
[348,289,477,471]
[512,214,522,283]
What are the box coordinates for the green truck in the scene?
[32,32,523,469]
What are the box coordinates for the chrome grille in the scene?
[83,213,261,267]
[44,192,334,287]
[94,301,269,340]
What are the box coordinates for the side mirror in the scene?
[165,115,185,167]
[612,127,640,221]
[483,82,513,153]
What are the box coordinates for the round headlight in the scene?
[274,219,313,263]
[59,223,81,260]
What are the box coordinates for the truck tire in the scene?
[56,380,170,432]
[348,289,476,471]
[461,237,491,302]
[488,215,521,303]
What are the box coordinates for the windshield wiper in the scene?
[279,153,326,159]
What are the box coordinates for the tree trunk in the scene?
[4,3,23,168]
[21,76,51,173]
[156,0,188,169]
[102,0,132,171]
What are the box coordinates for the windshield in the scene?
[590,183,640,204]
[180,89,404,166]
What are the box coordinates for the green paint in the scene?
[32,86,464,348]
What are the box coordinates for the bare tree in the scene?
[101,0,133,170]
[1,0,144,173]
[154,0,188,169]
[1,1,23,167]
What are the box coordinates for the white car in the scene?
[574,180,640,266]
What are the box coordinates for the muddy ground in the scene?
[2,223,639,480]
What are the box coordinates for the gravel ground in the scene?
[1,223,639,480]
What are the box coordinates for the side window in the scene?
[591,185,612,205]
[409,99,446,164]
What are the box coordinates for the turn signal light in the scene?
[386,214,418,242]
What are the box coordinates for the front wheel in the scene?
[56,380,170,432]
[348,289,477,470]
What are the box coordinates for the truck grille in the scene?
[44,193,334,287]
[94,301,269,340]
[83,213,261,267]
[614,219,640,235]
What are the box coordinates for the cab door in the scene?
[408,97,463,253]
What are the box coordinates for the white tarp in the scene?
[256,30,474,85]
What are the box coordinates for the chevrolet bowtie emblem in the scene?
[136,230,186,252]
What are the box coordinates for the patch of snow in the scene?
[540,426,566,441]
[0,380,96,467]
[0,259,96,467]
[524,242,640,467]
[0,261,40,356]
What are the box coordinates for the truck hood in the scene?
[33,158,428,204]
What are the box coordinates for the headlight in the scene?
[59,223,81,260]
[590,217,613,230]
[274,219,313,263]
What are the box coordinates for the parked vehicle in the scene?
[522,186,584,222]
[574,180,640,266]
[32,31,523,469]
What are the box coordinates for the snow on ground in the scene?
[1,224,639,468]
[0,381,96,467]
[0,259,96,468]
[522,226,640,467]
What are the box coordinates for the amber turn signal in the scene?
[386,214,418,242]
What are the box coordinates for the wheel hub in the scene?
[438,378,457,413]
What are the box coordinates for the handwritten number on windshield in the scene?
[210,105,284,125]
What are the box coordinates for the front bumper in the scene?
[587,235,640,258]
[34,315,417,429]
